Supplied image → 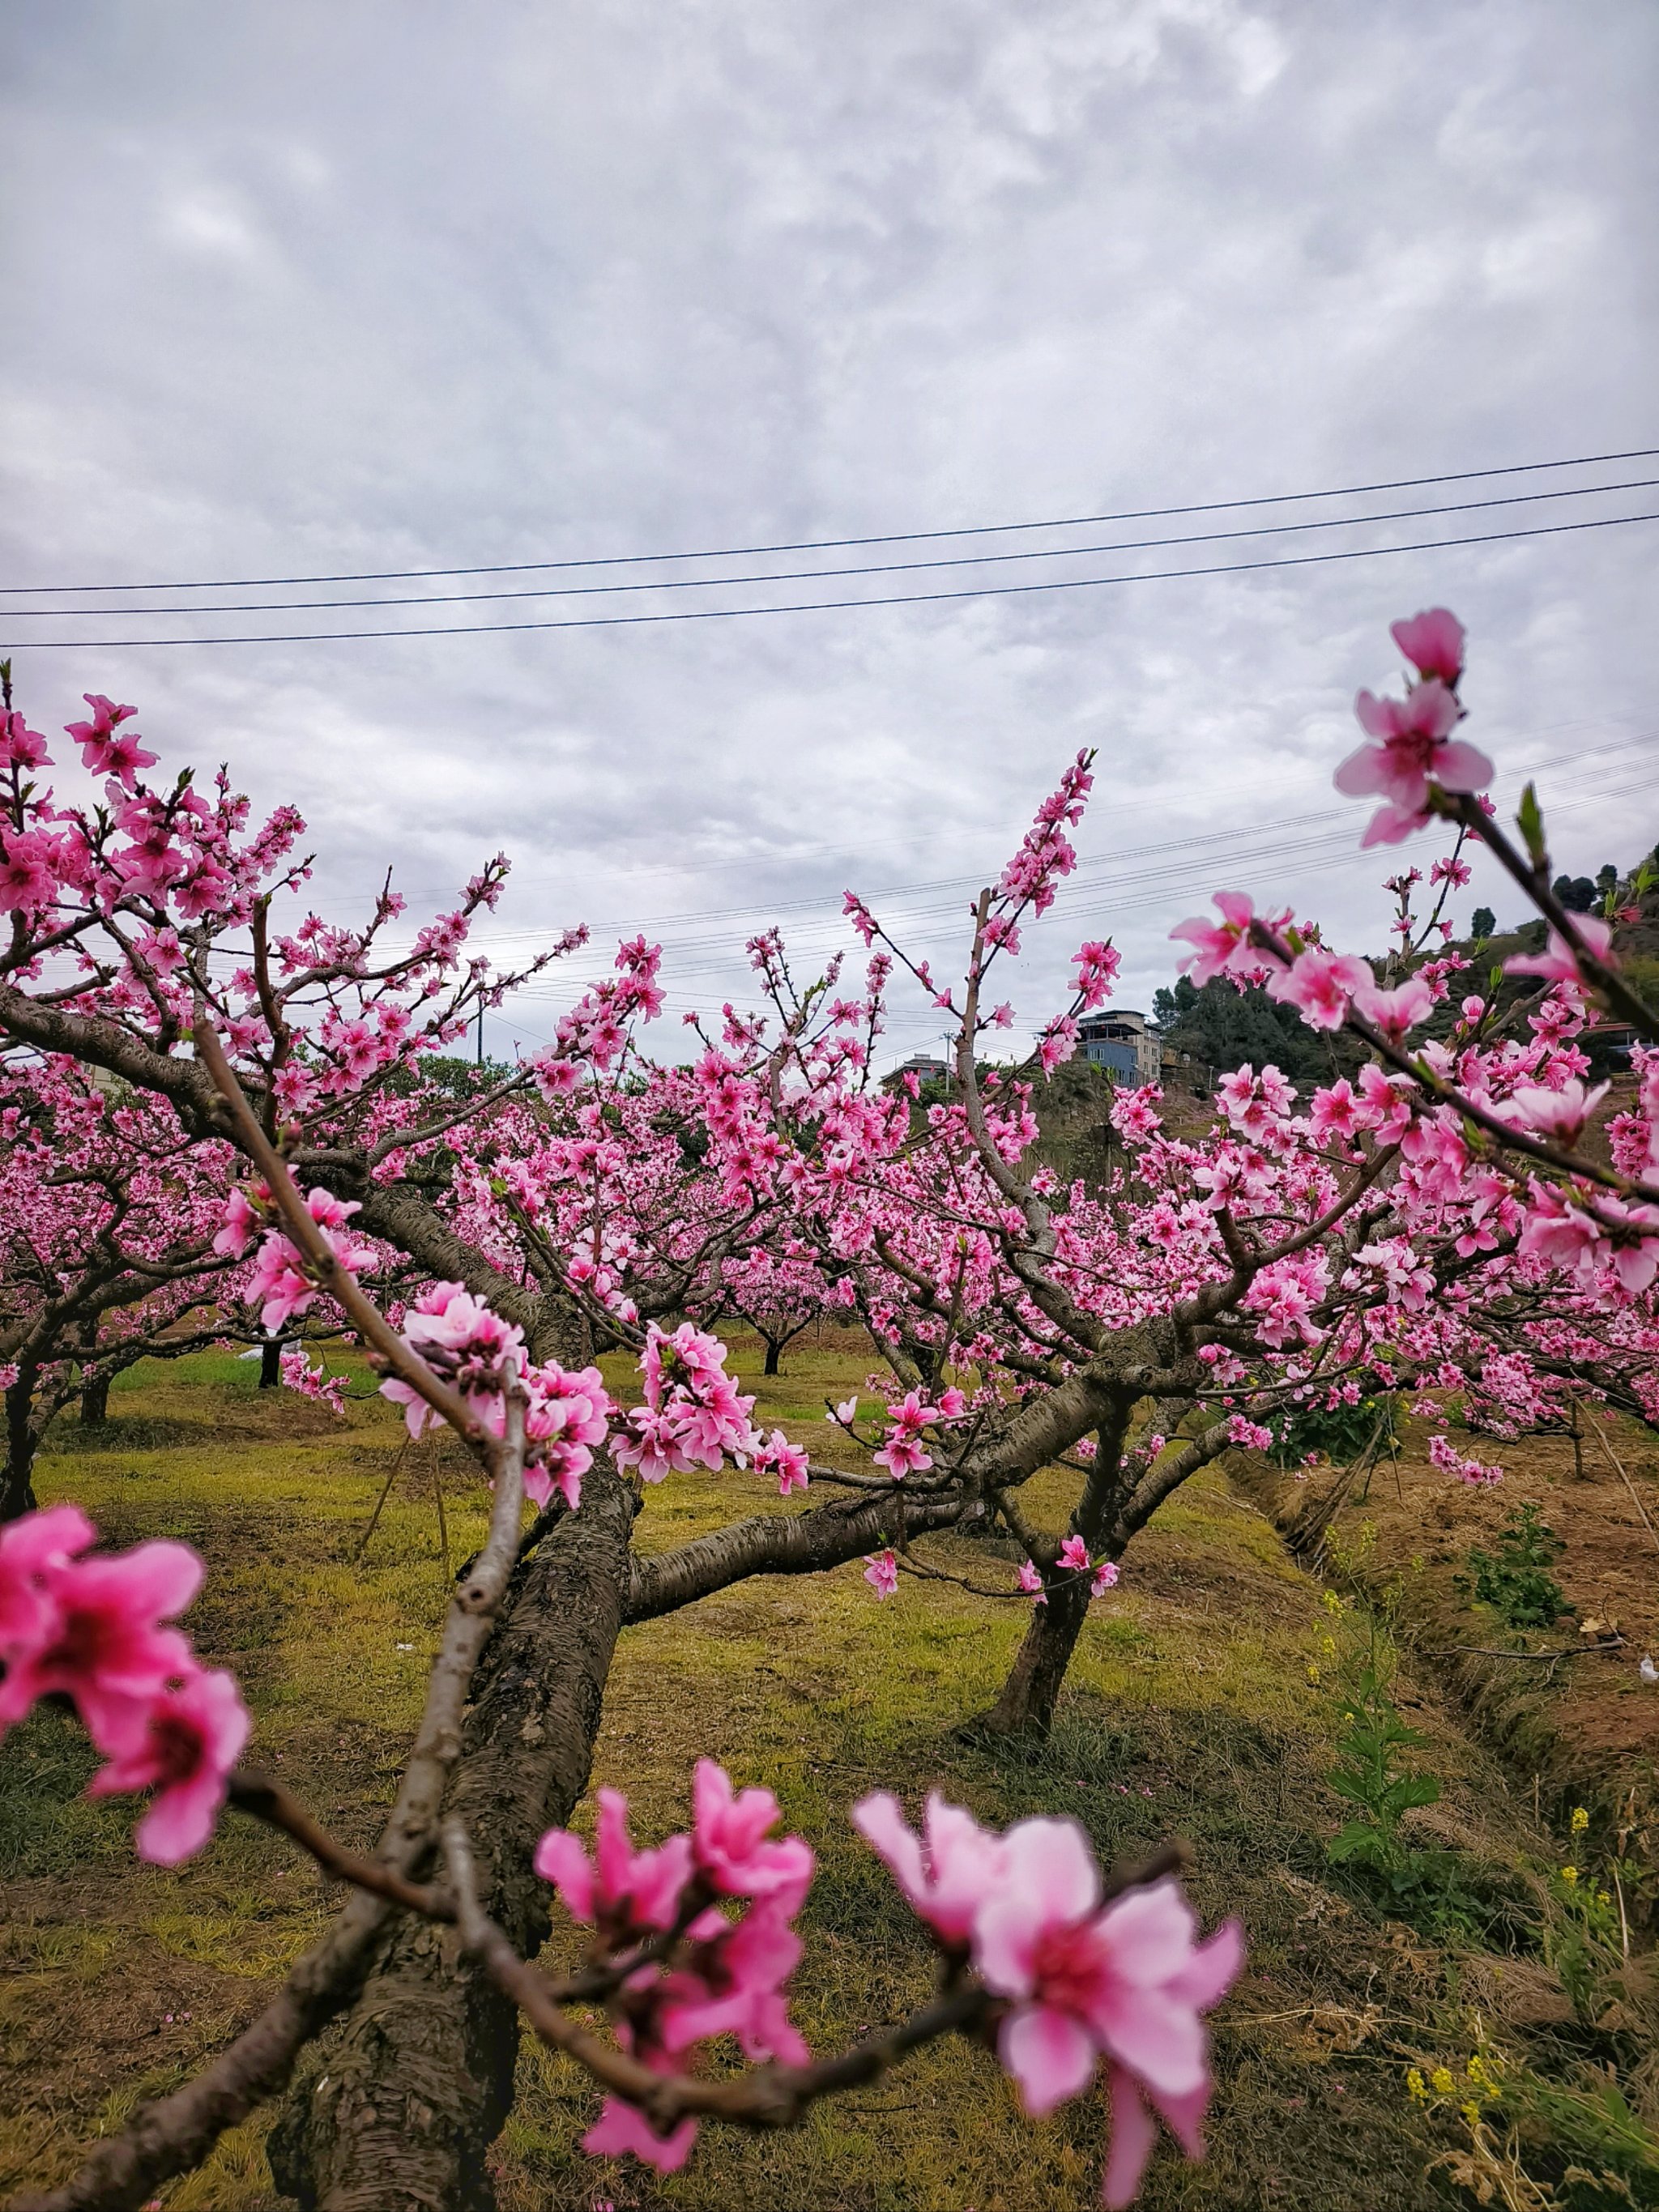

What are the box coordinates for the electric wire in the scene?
[9,475,1657,617]
[23,507,1659,648]
[6,442,1655,595]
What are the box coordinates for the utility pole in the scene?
[476,1003,484,1068]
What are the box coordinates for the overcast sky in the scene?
[2,1,1655,1064]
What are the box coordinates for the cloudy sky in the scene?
[3,1,1655,1064]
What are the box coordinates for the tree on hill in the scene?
[1150,970,1337,1084]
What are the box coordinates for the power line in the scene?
[6,443,1654,596]
[23,506,1659,649]
[10,475,1657,619]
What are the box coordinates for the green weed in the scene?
[1461,1502,1570,1633]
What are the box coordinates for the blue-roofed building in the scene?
[1077,1010,1161,1086]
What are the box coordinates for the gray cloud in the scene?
[2,0,1655,1056]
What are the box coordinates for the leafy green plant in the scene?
[1271,1392,1390,1470]
[1460,1502,1568,1631]
[1320,1598,1528,1943]
[1325,1605,1443,1877]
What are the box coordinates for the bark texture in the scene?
[982,1404,1132,1738]
[982,1410,1231,1737]
[2,1371,37,1522]
[624,1487,966,1622]
[267,1464,637,2212]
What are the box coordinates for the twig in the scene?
[354,1432,410,1562]
[430,1431,451,1582]
[23,1040,534,2212]
[443,1815,991,2135]
[228,1771,454,1920]
[1583,1403,1659,1557]
[194,1017,492,1454]
[1422,1639,1623,1661]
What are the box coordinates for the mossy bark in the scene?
[267,1464,636,2211]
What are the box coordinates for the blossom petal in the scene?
[999,2001,1098,2116]
[582,2096,697,2172]
[1000,1816,1100,1921]
[532,1828,595,1921]
[1166,1915,1245,2011]
[1102,2062,1160,2209]
[1333,738,1391,795]
[1094,1986,1206,2098]
[851,1791,928,1900]
[1433,736,1495,794]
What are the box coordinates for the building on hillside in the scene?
[887,1052,949,1087]
[1077,1010,1162,1086]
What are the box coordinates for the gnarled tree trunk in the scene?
[79,1368,111,1425]
[980,1568,1094,1738]
[2,1371,38,1523]
[981,1404,1132,1739]
[267,1463,637,2211]
[982,1406,1231,1737]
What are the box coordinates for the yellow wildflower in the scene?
[1322,1590,1343,1616]
[1465,2055,1491,2090]
[1431,2067,1456,2095]
[1307,1664,1320,1685]
[1560,1865,1578,1886]
[1571,1805,1589,1835]
[1461,2100,1482,2130]
[1405,2068,1427,2101]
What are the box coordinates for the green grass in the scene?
[3,1340,1653,2210]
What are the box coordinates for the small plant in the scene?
[1271,1392,1391,1470]
[1324,1599,1443,1880]
[1544,1807,1631,2030]
[1319,1596,1526,1942]
[1409,2035,1659,2212]
[1461,1502,1568,1631]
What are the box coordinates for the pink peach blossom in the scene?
[863,1549,899,1600]
[534,1785,695,1936]
[1267,948,1374,1031]
[1335,676,1491,846]
[1169,893,1265,987]
[1390,608,1466,684]
[851,1790,1007,1947]
[1506,914,1614,989]
[691,1758,814,1908]
[88,1664,250,1865]
[0,1530,203,1745]
[971,1822,1242,2204]
[1351,974,1435,1043]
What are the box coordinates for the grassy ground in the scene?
[1232,1411,1659,1903]
[3,1339,1655,2210]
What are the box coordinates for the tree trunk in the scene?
[259,1338,284,1388]
[79,1369,111,1426]
[979,1571,1093,1737]
[978,1405,1132,1739]
[762,1336,781,1376]
[267,1463,637,2212]
[2,1375,37,1523]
